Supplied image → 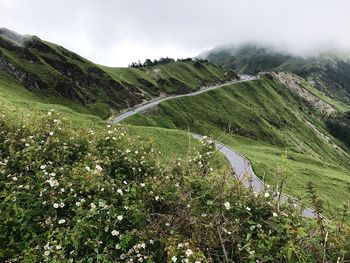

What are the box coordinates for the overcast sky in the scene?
[1,0,349,66]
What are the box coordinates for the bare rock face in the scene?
[0,52,46,91]
[273,72,336,115]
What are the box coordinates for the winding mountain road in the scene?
[113,78,318,218]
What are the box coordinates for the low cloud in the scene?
[1,0,350,66]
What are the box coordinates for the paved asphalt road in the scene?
[113,78,318,218]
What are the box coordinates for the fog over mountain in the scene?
[1,0,350,66]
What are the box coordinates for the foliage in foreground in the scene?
[0,111,349,262]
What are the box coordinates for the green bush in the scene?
[0,111,349,262]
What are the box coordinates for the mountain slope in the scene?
[123,74,350,214]
[202,44,350,104]
[0,28,237,119]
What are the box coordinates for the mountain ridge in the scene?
[201,43,350,104]
[0,28,238,119]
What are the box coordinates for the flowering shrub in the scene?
[0,111,349,262]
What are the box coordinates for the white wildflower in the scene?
[46,177,59,188]
[99,199,106,208]
[117,215,123,221]
[273,212,278,217]
[246,207,251,211]
[117,189,123,195]
[95,165,103,172]
[49,131,54,136]
[172,256,177,262]
[58,219,66,225]
[264,192,270,198]
[53,203,59,208]
[111,230,119,236]
[224,201,231,210]
[185,249,193,257]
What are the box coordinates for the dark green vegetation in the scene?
[202,44,350,104]
[326,112,350,147]
[0,28,236,119]
[1,110,349,262]
[124,75,350,215]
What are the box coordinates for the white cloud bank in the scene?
[1,0,350,66]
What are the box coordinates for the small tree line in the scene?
[129,57,209,68]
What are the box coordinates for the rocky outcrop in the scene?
[273,72,336,115]
[0,52,46,91]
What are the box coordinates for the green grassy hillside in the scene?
[123,75,350,214]
[100,60,236,96]
[0,28,237,119]
[0,70,228,168]
[3,58,349,262]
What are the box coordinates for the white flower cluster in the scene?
[119,242,148,261]
[169,243,203,263]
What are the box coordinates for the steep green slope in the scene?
[0,28,237,119]
[202,44,350,104]
[100,60,236,96]
[1,68,228,166]
[123,75,350,214]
